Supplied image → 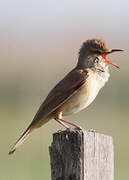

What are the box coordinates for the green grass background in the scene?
[0,1,129,179]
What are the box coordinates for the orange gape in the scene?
[102,53,120,69]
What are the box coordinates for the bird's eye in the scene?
[94,57,99,63]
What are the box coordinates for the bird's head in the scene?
[78,38,123,71]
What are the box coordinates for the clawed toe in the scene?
[75,126,83,131]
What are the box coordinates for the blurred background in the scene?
[0,0,129,179]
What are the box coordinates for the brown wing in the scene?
[8,68,89,155]
[31,68,88,125]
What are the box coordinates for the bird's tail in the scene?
[8,125,34,155]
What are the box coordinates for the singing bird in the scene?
[9,38,123,155]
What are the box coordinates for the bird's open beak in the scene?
[102,49,123,69]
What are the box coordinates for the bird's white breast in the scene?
[62,70,110,116]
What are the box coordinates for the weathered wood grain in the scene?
[49,129,114,180]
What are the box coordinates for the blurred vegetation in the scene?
[0,1,129,180]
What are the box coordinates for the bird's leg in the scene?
[55,118,82,130]
[55,118,70,129]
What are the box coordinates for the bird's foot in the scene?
[74,125,83,131]
[66,127,71,131]
[55,118,83,131]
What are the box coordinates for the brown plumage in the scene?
[9,68,88,154]
[8,38,123,154]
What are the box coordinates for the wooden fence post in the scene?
[49,129,114,180]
